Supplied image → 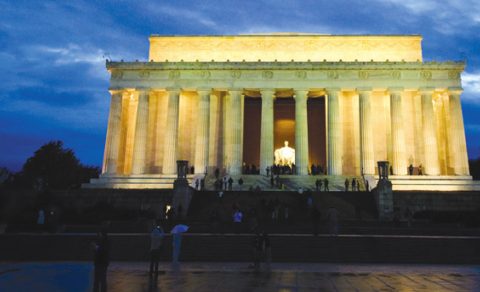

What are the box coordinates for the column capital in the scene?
[448,87,463,96]
[326,87,340,92]
[197,89,212,97]
[388,87,404,94]
[419,87,435,95]
[260,89,276,101]
[357,87,372,93]
[293,89,309,101]
[165,87,181,93]
[228,89,243,95]
[260,88,276,93]
[108,89,124,96]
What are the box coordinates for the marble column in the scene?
[390,89,407,175]
[294,90,309,175]
[358,89,375,175]
[162,89,180,174]
[327,88,342,175]
[103,90,123,175]
[260,89,275,175]
[194,90,211,174]
[420,88,440,175]
[448,89,470,175]
[131,90,150,174]
[228,90,243,175]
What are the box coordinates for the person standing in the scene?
[228,177,234,191]
[324,178,329,192]
[37,209,45,232]
[93,229,110,292]
[149,222,165,278]
[251,231,262,271]
[233,208,243,233]
[261,231,271,271]
[351,179,356,192]
[172,232,182,267]
[344,178,349,192]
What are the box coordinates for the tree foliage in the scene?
[470,158,480,180]
[12,141,100,189]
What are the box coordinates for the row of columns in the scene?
[102,87,469,177]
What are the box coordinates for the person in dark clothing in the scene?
[149,222,164,278]
[251,231,262,271]
[93,230,110,292]
[324,178,329,191]
[344,178,349,191]
[228,177,233,191]
[261,231,271,270]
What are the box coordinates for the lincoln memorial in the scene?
[85,34,479,191]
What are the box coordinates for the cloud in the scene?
[379,0,480,35]
[462,71,480,104]
[141,2,219,30]
[1,91,109,132]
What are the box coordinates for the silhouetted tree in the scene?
[11,141,100,189]
[470,158,480,180]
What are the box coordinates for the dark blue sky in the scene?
[1,0,479,171]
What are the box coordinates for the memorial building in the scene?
[86,34,479,190]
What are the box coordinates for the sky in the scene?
[0,0,479,171]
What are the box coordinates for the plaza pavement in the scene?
[1,262,480,291]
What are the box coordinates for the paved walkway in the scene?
[1,262,480,291]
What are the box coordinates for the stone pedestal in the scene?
[172,160,193,219]
[373,161,394,221]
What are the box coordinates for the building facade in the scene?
[86,34,476,190]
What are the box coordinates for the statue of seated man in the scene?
[274,141,295,166]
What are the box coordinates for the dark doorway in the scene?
[243,97,261,168]
[307,97,326,170]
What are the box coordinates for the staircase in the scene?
[203,174,368,192]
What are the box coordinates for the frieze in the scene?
[231,70,241,79]
[391,71,401,79]
[262,71,273,79]
[139,70,150,78]
[295,71,307,79]
[200,70,211,79]
[168,70,180,80]
[358,71,369,80]
[420,71,432,80]
[327,71,339,79]
[448,70,461,80]
[111,71,123,80]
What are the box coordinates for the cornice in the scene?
[106,60,465,71]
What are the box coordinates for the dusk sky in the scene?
[0,0,479,171]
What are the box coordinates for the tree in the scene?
[14,141,100,189]
[470,158,480,180]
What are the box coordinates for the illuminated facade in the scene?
[85,34,479,190]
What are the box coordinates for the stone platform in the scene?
[83,174,195,189]
[84,173,480,192]
[378,175,480,191]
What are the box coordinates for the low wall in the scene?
[1,233,480,264]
